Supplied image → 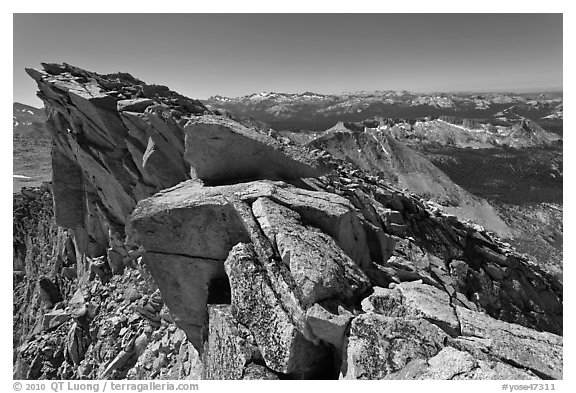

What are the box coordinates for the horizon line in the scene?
[204,87,564,100]
[15,87,563,108]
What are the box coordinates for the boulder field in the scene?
[13,63,562,379]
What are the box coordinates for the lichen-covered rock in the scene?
[252,197,370,306]
[341,313,448,379]
[361,286,405,316]
[269,185,372,268]
[455,306,562,379]
[343,281,562,380]
[202,305,271,380]
[224,243,332,378]
[384,347,538,380]
[361,282,460,336]
[242,363,279,380]
[306,303,353,350]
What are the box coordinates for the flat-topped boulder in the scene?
[128,179,371,352]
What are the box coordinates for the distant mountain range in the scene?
[331,116,562,149]
[12,89,562,194]
[12,88,562,273]
[204,90,563,134]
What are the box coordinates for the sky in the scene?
[13,13,563,107]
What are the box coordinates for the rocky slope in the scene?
[306,121,511,236]
[13,186,201,380]
[13,63,562,380]
[279,120,562,278]
[422,145,563,278]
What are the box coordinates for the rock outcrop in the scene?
[347,281,561,379]
[25,62,332,261]
[128,170,562,379]
[184,115,330,183]
[15,63,562,380]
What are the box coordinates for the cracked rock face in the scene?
[341,313,448,379]
[224,242,334,377]
[251,196,370,306]
[347,281,562,379]
[361,282,461,336]
[129,180,371,352]
[201,305,276,380]
[384,346,539,380]
[25,63,331,260]
[454,306,562,379]
[17,63,563,380]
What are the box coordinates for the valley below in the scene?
[421,145,563,278]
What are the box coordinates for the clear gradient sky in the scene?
[13,13,563,107]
